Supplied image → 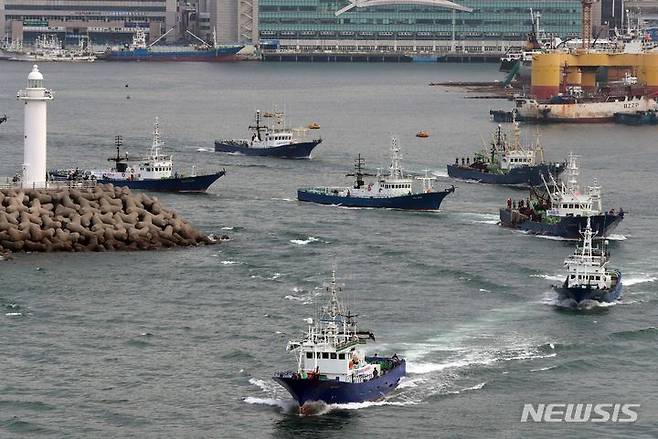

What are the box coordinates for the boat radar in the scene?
[17,65,53,189]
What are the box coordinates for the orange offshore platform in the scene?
[513,51,658,123]
[530,51,658,98]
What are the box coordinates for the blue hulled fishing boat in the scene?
[499,153,623,239]
[103,30,244,62]
[215,109,321,159]
[298,138,454,210]
[50,118,224,192]
[273,271,406,407]
[553,217,623,304]
[613,110,658,125]
[447,122,565,186]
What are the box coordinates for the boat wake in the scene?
[406,346,556,375]
[606,234,627,241]
[534,234,577,241]
[196,147,210,152]
[463,212,500,225]
[542,295,620,309]
[244,376,419,416]
[431,169,449,178]
[284,287,320,304]
[532,273,564,282]
[623,274,656,286]
[290,236,320,245]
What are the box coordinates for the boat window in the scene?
[596,276,600,280]
[316,353,321,358]
[306,352,313,359]
[330,353,337,359]
[339,353,345,360]
[322,353,329,359]
[571,274,575,279]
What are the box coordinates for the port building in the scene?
[258,0,583,53]
[0,0,177,44]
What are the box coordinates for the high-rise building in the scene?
[258,0,582,53]
[600,0,625,30]
[1,0,177,44]
[208,0,257,43]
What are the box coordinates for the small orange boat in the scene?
[416,130,429,138]
[308,122,321,129]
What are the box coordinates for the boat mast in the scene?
[347,154,372,189]
[565,152,580,193]
[151,117,163,159]
[389,137,403,179]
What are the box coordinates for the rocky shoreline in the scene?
[0,184,215,253]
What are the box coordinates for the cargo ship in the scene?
[273,270,406,407]
[499,153,624,239]
[514,71,658,123]
[514,93,658,123]
[447,121,565,186]
[103,29,243,62]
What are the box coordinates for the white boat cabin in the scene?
[563,218,615,290]
[245,110,310,148]
[543,153,603,218]
[306,138,436,198]
[287,272,381,384]
[91,117,177,181]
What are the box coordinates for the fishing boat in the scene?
[553,217,622,304]
[273,270,406,407]
[103,29,243,62]
[613,109,658,125]
[0,114,6,125]
[298,138,454,210]
[447,121,565,186]
[3,35,96,62]
[308,122,321,130]
[215,109,322,159]
[499,153,624,239]
[50,118,224,192]
[416,130,429,138]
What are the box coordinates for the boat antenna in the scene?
[109,135,127,163]
[249,110,264,141]
[151,117,163,158]
[346,153,374,189]
[389,136,403,179]
[565,152,580,194]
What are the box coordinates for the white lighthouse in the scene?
[17,65,53,188]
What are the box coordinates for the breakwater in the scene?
[0,184,214,253]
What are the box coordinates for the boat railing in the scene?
[301,186,349,196]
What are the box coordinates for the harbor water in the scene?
[0,62,656,438]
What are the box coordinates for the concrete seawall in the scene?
[0,184,215,253]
